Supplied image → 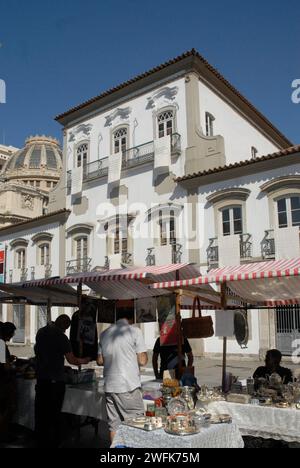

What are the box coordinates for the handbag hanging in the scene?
[181,296,214,339]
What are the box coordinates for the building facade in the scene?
[0,50,298,359]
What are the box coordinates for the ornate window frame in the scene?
[74,140,90,168]
[207,188,250,238]
[110,124,130,155]
[146,203,183,247]
[153,105,177,140]
[260,176,300,229]
[66,223,94,259]
[31,233,53,266]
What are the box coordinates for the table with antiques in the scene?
[205,400,300,444]
[112,420,244,449]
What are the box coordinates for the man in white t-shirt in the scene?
[97,309,148,442]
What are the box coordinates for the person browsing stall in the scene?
[34,315,91,447]
[152,336,194,380]
[253,349,293,384]
[97,309,148,443]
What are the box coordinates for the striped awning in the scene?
[21,263,200,300]
[151,258,300,307]
[0,282,79,306]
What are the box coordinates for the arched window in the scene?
[76,142,89,168]
[157,110,174,138]
[39,243,50,266]
[277,196,300,228]
[16,248,26,270]
[158,209,177,246]
[76,236,88,261]
[113,127,128,154]
[114,216,128,254]
[221,206,243,236]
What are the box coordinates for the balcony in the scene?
[67,133,181,190]
[146,243,183,266]
[207,238,219,271]
[20,268,28,282]
[30,264,53,280]
[261,230,276,260]
[206,233,253,269]
[121,252,133,266]
[66,257,92,275]
[146,248,155,266]
[240,233,253,260]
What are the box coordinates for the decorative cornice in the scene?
[68,124,93,143]
[176,145,300,183]
[66,223,94,236]
[10,238,29,249]
[146,86,178,110]
[207,188,251,204]
[0,209,71,235]
[31,232,54,244]
[104,107,132,127]
[260,175,300,194]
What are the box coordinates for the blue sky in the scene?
[0,0,299,148]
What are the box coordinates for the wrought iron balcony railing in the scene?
[146,248,155,266]
[20,268,28,282]
[207,238,219,270]
[171,242,183,264]
[121,252,133,266]
[240,233,253,259]
[30,264,52,280]
[261,230,275,259]
[67,133,181,190]
[66,257,92,275]
[207,234,253,269]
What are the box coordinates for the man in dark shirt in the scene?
[152,337,194,380]
[0,322,17,442]
[34,315,90,447]
[253,349,293,384]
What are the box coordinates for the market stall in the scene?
[150,257,300,444]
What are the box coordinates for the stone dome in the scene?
[3,136,62,191]
[4,136,62,172]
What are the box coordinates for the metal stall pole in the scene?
[47,298,52,324]
[175,290,183,379]
[77,282,83,369]
[221,282,228,393]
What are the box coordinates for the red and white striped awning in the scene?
[22,264,200,300]
[151,258,300,307]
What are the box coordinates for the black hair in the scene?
[266,349,282,364]
[117,308,134,322]
[2,322,16,339]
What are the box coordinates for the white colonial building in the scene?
[0,49,299,358]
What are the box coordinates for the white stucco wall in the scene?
[198,80,280,164]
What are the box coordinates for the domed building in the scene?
[0,136,62,227]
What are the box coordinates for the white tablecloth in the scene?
[112,423,244,449]
[206,401,300,443]
[14,376,160,430]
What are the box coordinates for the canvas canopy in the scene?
[21,264,200,300]
[151,258,300,307]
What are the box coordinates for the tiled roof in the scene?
[176,145,300,182]
[55,49,292,147]
[0,209,71,233]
